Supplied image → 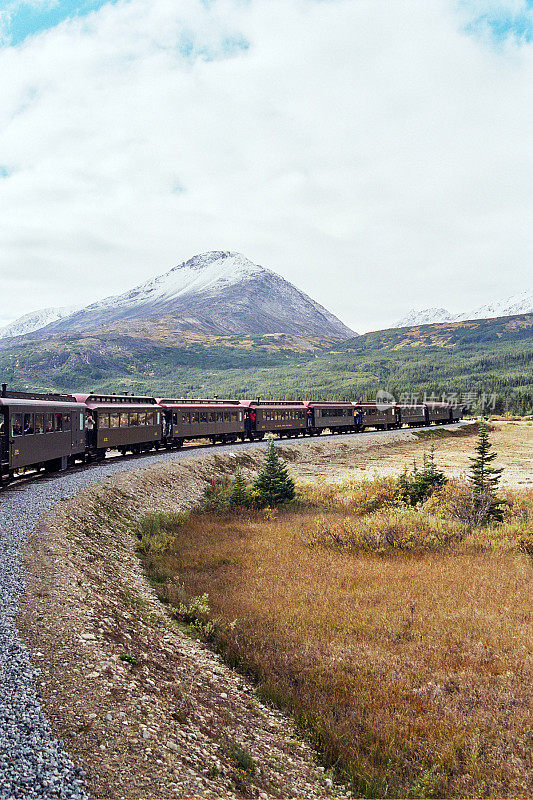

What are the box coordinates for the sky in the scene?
[0,0,532,334]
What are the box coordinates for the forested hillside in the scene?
[0,314,531,414]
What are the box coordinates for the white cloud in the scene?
[0,0,532,333]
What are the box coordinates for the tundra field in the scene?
[16,421,533,799]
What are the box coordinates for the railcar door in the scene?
[0,408,7,469]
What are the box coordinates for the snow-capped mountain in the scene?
[459,289,533,321]
[396,308,453,327]
[0,306,80,339]
[396,290,532,328]
[41,251,356,339]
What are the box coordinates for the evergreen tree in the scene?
[398,445,446,506]
[253,439,295,506]
[468,421,504,522]
[229,468,249,507]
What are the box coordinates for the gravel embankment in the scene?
[0,447,206,799]
[0,424,469,798]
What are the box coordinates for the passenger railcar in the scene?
[74,393,162,457]
[427,402,452,425]
[397,404,428,427]
[305,401,360,434]
[242,400,307,439]
[0,386,84,481]
[359,402,400,431]
[157,399,246,447]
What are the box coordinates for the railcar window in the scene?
[129,412,139,426]
[200,412,208,423]
[12,413,23,436]
[192,412,200,424]
[209,412,216,423]
[63,413,71,430]
[223,411,229,422]
[98,414,109,429]
[110,413,119,428]
[55,414,63,431]
[231,411,237,422]
[35,414,44,434]
[239,411,243,421]
[46,414,54,432]
[23,413,34,435]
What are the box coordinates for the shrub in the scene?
[398,445,447,506]
[201,471,257,512]
[426,478,508,528]
[307,508,462,554]
[298,475,399,513]
[138,511,188,554]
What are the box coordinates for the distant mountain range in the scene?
[396,290,533,328]
[0,251,355,341]
[1,253,531,341]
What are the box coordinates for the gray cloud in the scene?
[0,0,532,333]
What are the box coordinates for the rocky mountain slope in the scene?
[37,251,356,339]
[397,289,532,328]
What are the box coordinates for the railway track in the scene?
[0,420,469,496]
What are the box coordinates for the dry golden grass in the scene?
[142,499,532,798]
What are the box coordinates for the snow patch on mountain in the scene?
[80,251,265,314]
[458,289,533,321]
[0,306,80,339]
[396,290,532,328]
[396,308,453,327]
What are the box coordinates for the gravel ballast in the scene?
[0,424,469,798]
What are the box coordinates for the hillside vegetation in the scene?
[0,314,531,414]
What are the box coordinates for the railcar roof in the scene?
[0,397,84,410]
[240,400,306,408]
[73,393,157,405]
[303,401,354,407]
[84,402,161,412]
[156,398,241,406]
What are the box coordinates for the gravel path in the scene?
[0,423,467,799]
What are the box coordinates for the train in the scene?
[0,384,463,483]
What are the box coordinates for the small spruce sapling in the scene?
[468,420,504,522]
[229,468,249,507]
[253,439,295,506]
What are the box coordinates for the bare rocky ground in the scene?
[15,421,531,799]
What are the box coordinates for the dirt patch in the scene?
[270,422,532,489]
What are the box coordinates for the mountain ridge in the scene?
[39,251,356,340]
[396,289,532,328]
